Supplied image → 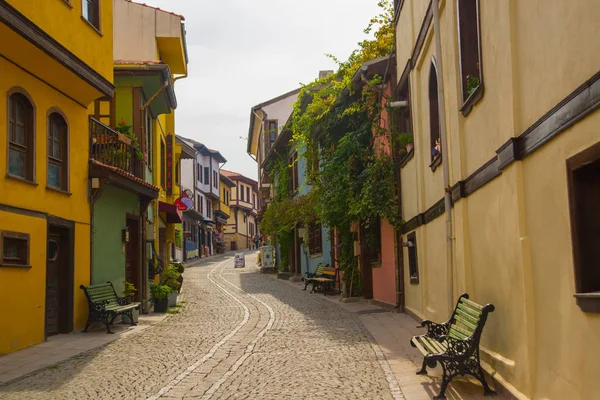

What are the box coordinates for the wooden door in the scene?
[126,217,140,301]
[360,225,374,299]
[45,233,60,336]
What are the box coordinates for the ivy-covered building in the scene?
[247,78,332,277]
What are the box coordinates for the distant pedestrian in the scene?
[254,234,260,250]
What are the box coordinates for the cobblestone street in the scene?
[0,252,402,400]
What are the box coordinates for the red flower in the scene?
[121,119,126,125]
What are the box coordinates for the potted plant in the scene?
[121,281,138,324]
[398,133,414,152]
[151,284,171,313]
[115,119,144,161]
[160,264,182,307]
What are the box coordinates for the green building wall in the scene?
[92,185,140,295]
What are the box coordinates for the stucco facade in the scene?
[394,1,600,398]
[0,0,113,353]
[221,170,259,251]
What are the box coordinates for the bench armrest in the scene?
[422,320,449,339]
[91,301,108,313]
[117,296,129,306]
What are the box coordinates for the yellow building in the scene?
[394,0,600,398]
[221,170,259,251]
[0,0,114,353]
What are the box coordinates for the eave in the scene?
[114,62,177,114]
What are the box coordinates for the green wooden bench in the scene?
[80,282,140,334]
[302,263,336,294]
[410,293,496,399]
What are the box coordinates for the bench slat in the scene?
[419,337,439,354]
[457,303,481,319]
[448,326,469,340]
[450,323,473,338]
[411,337,430,356]
[460,297,483,310]
[455,308,479,324]
[454,314,478,331]
[423,337,446,354]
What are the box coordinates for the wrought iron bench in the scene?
[80,282,140,334]
[410,293,496,399]
[302,263,336,294]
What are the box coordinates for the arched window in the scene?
[429,63,441,162]
[8,92,34,181]
[47,113,68,190]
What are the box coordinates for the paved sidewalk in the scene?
[0,313,166,385]
[271,273,512,400]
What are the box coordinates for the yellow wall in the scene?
[0,58,92,354]
[396,0,600,398]
[7,0,113,82]
[220,183,231,217]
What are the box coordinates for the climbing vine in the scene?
[260,0,401,291]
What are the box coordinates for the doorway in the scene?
[45,224,73,337]
[126,216,140,301]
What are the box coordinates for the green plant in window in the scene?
[465,75,480,95]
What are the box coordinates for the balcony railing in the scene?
[89,117,143,178]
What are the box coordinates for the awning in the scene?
[159,201,183,224]
[204,218,215,226]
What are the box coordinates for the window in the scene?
[0,231,30,268]
[393,72,413,156]
[308,223,322,255]
[246,187,250,203]
[8,92,34,181]
[366,218,382,265]
[204,167,209,185]
[249,223,254,237]
[240,184,245,201]
[457,0,483,109]
[253,194,256,209]
[213,171,218,189]
[47,113,68,191]
[206,199,211,218]
[428,63,441,167]
[93,97,114,127]
[567,141,600,313]
[175,162,179,185]
[82,0,100,30]
[289,152,299,194]
[197,163,202,183]
[407,232,419,284]
[199,195,203,215]
[268,120,278,146]
[160,139,166,189]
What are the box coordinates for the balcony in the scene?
[89,117,143,179]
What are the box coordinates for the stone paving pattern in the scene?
[0,253,401,400]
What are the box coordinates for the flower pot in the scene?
[154,298,169,313]
[168,292,178,307]
[122,308,139,324]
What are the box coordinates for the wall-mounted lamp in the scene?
[402,240,415,248]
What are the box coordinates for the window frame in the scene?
[566,141,600,313]
[308,223,323,256]
[197,162,202,183]
[204,167,209,185]
[47,111,69,193]
[0,231,31,268]
[407,231,419,284]
[7,89,35,184]
[82,0,101,32]
[428,61,442,171]
[457,0,484,116]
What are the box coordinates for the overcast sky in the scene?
[142,0,381,179]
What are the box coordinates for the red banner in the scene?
[166,134,173,195]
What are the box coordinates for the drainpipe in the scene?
[432,0,454,313]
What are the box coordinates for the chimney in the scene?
[318,70,333,79]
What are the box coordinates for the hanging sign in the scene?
[175,188,194,211]
[166,134,173,195]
